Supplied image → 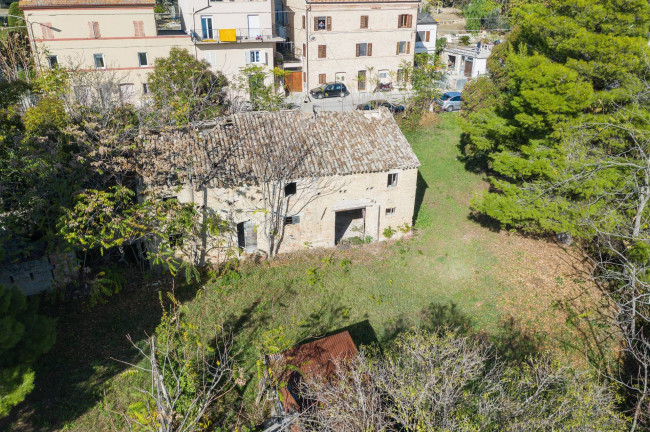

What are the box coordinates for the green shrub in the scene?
[383,226,397,239]
[23,96,69,136]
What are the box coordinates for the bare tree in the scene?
[110,311,236,432]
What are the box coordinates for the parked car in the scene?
[310,83,349,99]
[436,91,462,112]
[356,99,405,113]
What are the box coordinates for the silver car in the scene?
[437,92,462,112]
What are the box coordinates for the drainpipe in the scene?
[305,3,310,95]
[192,1,211,60]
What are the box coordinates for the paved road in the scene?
[286,90,411,113]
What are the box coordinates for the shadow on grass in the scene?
[456,131,490,174]
[413,170,429,227]
[0,271,194,432]
[382,301,543,364]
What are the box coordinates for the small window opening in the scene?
[285,215,300,225]
[284,182,297,196]
[386,207,396,215]
[9,276,15,284]
[29,273,35,281]
[387,173,398,187]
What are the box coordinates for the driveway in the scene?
[286,90,411,113]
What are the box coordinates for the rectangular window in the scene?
[318,45,326,58]
[360,15,368,29]
[386,207,396,215]
[398,14,412,28]
[285,215,300,225]
[138,52,148,67]
[397,68,409,83]
[397,41,407,54]
[284,182,297,196]
[48,55,58,69]
[358,70,366,91]
[93,53,105,69]
[314,16,331,31]
[201,16,213,39]
[248,50,262,63]
[204,51,217,67]
[142,83,149,94]
[88,21,101,38]
[356,43,372,57]
[318,73,326,84]
[40,23,54,39]
[133,20,145,37]
[387,173,398,187]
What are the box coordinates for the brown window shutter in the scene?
[314,17,318,31]
[326,16,332,31]
[302,15,305,29]
[303,43,306,56]
[407,14,413,28]
[318,45,326,58]
[406,41,410,54]
[41,23,53,39]
[94,21,101,38]
[319,73,326,84]
[368,43,372,56]
[356,43,360,57]
[396,42,399,54]
[397,15,401,28]
[425,31,430,42]
[360,15,368,29]
[303,72,306,82]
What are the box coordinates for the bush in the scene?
[383,226,396,238]
[23,96,69,136]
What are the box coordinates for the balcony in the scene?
[195,27,284,43]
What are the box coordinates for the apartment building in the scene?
[177,0,283,80]
[279,0,420,93]
[19,0,192,101]
[19,0,282,101]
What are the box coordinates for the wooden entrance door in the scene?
[285,71,303,92]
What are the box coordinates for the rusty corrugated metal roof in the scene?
[278,331,358,413]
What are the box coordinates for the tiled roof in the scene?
[19,0,154,8]
[277,331,359,413]
[138,109,420,188]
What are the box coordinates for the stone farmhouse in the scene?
[277,0,420,93]
[138,108,419,259]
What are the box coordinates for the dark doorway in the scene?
[237,221,258,253]
[464,59,473,77]
[335,208,365,244]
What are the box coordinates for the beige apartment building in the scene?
[139,109,420,260]
[278,0,420,93]
[19,0,281,102]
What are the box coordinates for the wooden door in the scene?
[285,71,303,92]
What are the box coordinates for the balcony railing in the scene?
[196,27,283,43]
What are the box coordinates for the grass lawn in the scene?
[3,113,601,431]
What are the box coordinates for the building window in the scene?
[138,52,148,67]
[397,41,410,54]
[248,50,263,63]
[318,73,326,84]
[119,83,135,104]
[284,182,297,196]
[204,51,217,67]
[48,55,58,69]
[143,83,149,94]
[315,16,331,31]
[397,68,408,83]
[133,20,145,37]
[318,45,326,58]
[29,273,34,281]
[386,207,396,215]
[201,16,213,39]
[417,31,430,43]
[9,276,14,284]
[358,70,366,91]
[398,14,412,28]
[93,53,105,69]
[356,43,372,57]
[285,215,300,225]
[387,173,398,187]
[89,21,101,38]
[360,15,368,29]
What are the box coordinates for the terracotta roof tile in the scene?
[139,109,420,188]
[19,0,154,9]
